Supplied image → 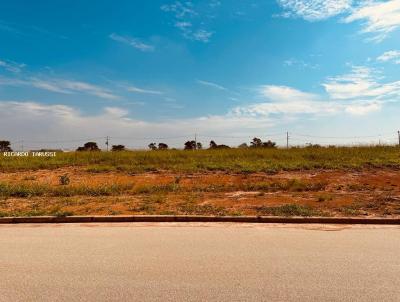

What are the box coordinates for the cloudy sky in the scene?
[1,0,400,149]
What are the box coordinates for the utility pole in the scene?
[194,133,197,150]
[105,136,109,151]
[398,131,400,147]
[21,140,24,152]
[286,132,289,149]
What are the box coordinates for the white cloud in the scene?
[30,78,71,94]
[161,1,215,42]
[191,29,214,42]
[0,76,119,100]
[234,86,339,116]
[197,80,227,91]
[175,21,192,30]
[60,80,119,99]
[125,85,163,95]
[277,0,400,42]
[284,58,319,69]
[377,50,400,64]
[344,101,382,115]
[277,0,352,21]
[344,0,400,42]
[0,59,25,73]
[322,66,400,100]
[233,84,382,117]
[259,85,318,102]
[103,107,129,117]
[109,33,155,52]
[161,1,197,18]
[233,99,340,116]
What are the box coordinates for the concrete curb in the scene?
[0,215,399,225]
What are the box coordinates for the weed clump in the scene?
[255,204,326,217]
[59,174,70,185]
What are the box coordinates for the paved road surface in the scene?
[0,223,399,301]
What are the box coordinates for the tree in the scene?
[196,142,202,150]
[148,143,157,150]
[209,140,218,149]
[83,142,100,151]
[238,143,248,148]
[76,142,100,151]
[0,141,12,152]
[209,140,230,149]
[158,143,169,150]
[250,138,276,148]
[262,140,277,148]
[250,137,263,148]
[306,143,322,148]
[184,140,196,150]
[111,145,126,151]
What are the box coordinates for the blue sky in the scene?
[1,0,400,149]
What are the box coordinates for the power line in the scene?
[198,133,287,139]
[11,137,106,144]
[291,132,394,139]
[109,135,190,140]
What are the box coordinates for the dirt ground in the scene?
[1,167,400,217]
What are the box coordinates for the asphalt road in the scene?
[0,223,399,302]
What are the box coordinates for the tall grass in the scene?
[0,146,399,172]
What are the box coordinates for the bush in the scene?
[0,141,12,152]
[112,145,126,151]
[158,143,169,150]
[76,142,100,151]
[184,141,196,150]
[209,140,230,149]
[250,138,276,148]
[59,174,70,185]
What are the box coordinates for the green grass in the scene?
[0,146,399,172]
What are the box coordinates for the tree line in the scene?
[0,138,277,152]
[75,137,277,151]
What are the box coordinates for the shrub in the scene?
[59,174,70,185]
[209,140,230,149]
[112,145,126,151]
[0,141,12,152]
[158,143,169,150]
[76,142,100,151]
[148,143,157,150]
[184,141,197,150]
[250,138,276,148]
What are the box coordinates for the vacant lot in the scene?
[0,147,400,217]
